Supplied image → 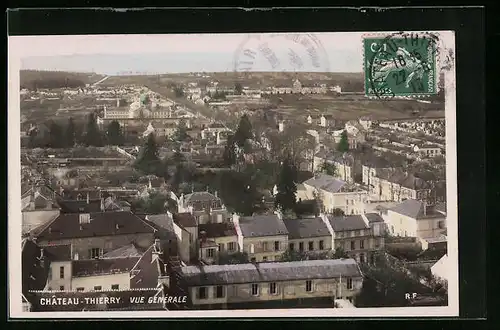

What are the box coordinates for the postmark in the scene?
[233,33,330,72]
[364,32,440,98]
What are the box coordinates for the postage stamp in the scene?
[364,32,440,98]
[8,30,457,319]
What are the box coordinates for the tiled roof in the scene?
[44,244,72,261]
[34,211,157,241]
[389,200,443,219]
[303,174,346,193]
[364,213,384,223]
[283,217,330,239]
[145,214,174,232]
[173,212,197,228]
[327,214,370,232]
[103,244,145,258]
[181,259,362,286]
[130,245,164,289]
[57,199,102,214]
[238,215,288,237]
[184,191,219,204]
[198,223,237,238]
[72,257,140,277]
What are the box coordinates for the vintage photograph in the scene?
[8,31,458,318]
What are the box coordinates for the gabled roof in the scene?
[327,214,370,232]
[180,259,361,286]
[57,199,102,214]
[103,244,145,258]
[303,174,346,193]
[44,244,72,261]
[238,215,289,237]
[145,214,174,233]
[283,217,330,239]
[173,212,197,228]
[130,244,164,289]
[364,213,384,223]
[389,200,443,219]
[34,211,157,241]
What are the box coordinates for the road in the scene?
[92,75,110,86]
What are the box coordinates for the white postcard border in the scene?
[8,31,458,319]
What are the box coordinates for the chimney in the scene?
[100,198,105,212]
[39,248,44,260]
[214,191,218,199]
[274,210,283,220]
[74,252,79,260]
[86,193,90,204]
[423,202,427,216]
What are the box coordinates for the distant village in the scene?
[20,75,448,312]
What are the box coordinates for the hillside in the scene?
[20,70,106,90]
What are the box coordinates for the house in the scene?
[172,212,198,264]
[42,240,168,292]
[283,216,332,254]
[171,259,363,309]
[313,151,354,183]
[21,185,60,235]
[32,211,159,260]
[232,214,289,263]
[178,191,229,225]
[369,169,432,202]
[361,161,394,188]
[198,222,239,265]
[325,213,385,264]
[301,174,369,215]
[384,199,446,239]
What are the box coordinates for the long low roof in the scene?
[180,259,362,286]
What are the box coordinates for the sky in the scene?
[11,32,366,74]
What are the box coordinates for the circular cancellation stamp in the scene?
[233,33,330,72]
[363,31,441,99]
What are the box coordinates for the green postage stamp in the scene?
[364,32,439,98]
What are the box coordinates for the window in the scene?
[306,280,313,292]
[111,284,119,290]
[249,244,255,254]
[251,284,259,296]
[251,257,256,262]
[360,254,365,263]
[299,242,304,252]
[263,256,268,262]
[274,241,280,251]
[262,242,269,251]
[218,243,225,252]
[207,248,215,258]
[216,285,225,298]
[438,221,445,229]
[346,278,353,290]
[76,287,84,292]
[289,243,295,251]
[319,240,324,250]
[94,286,102,291]
[89,248,103,259]
[59,266,65,279]
[228,242,236,252]
[350,241,356,250]
[198,287,207,299]
[308,241,314,251]
[360,240,365,249]
[59,286,64,291]
[269,282,277,295]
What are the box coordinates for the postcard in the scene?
[8,31,457,318]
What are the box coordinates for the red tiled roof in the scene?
[72,257,140,277]
[35,211,157,241]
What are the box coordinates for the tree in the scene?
[172,119,189,142]
[106,120,124,146]
[333,247,349,259]
[223,134,238,166]
[48,121,64,148]
[233,114,253,148]
[274,157,298,212]
[134,133,162,175]
[337,130,349,152]
[279,249,307,262]
[84,113,103,147]
[65,117,76,148]
[218,251,249,265]
[332,208,345,216]
[320,161,337,176]
[218,171,262,216]
[234,82,243,95]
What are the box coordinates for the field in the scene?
[20,70,106,89]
